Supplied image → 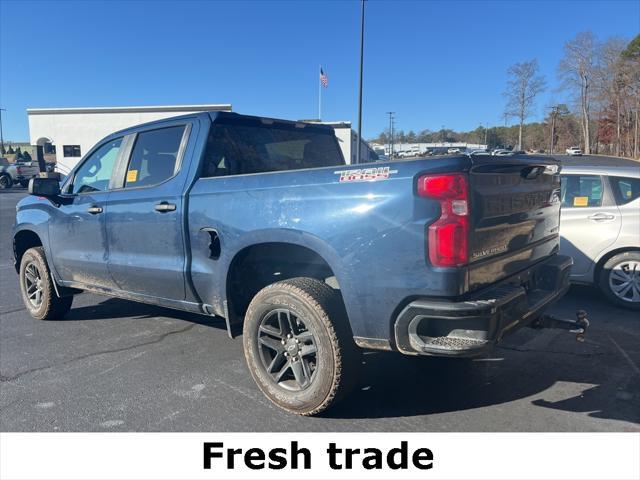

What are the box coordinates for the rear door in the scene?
[466,156,562,290]
[105,120,194,300]
[559,173,621,278]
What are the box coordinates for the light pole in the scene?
[386,111,394,158]
[548,106,559,154]
[0,108,5,155]
[356,0,365,164]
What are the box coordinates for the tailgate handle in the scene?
[588,213,615,221]
[521,166,544,179]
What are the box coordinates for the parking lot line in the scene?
[607,332,640,376]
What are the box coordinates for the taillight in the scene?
[417,173,469,267]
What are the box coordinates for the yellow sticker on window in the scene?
[573,196,589,207]
[126,170,138,183]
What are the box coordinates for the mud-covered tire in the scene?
[19,247,73,320]
[0,174,12,189]
[599,251,640,310]
[243,277,361,415]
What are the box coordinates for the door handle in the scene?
[155,201,176,213]
[87,205,103,215]
[587,213,615,221]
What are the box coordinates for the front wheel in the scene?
[243,277,360,415]
[19,247,73,320]
[599,251,640,310]
[0,174,12,189]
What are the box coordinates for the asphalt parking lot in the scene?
[1,160,639,432]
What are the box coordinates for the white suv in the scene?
[566,146,582,156]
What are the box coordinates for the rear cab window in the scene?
[609,176,640,205]
[560,175,602,208]
[201,118,344,178]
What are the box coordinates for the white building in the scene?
[28,104,232,173]
[306,121,378,164]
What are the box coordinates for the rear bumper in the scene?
[393,254,572,357]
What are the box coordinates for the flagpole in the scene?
[318,65,322,120]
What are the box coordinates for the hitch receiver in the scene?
[532,310,589,342]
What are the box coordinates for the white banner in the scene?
[1,432,638,480]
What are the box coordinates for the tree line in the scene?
[371,32,640,158]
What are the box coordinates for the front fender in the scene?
[13,197,60,282]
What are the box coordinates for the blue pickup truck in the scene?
[13,111,586,415]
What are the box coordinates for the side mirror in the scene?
[29,177,61,197]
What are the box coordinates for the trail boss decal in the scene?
[334,166,398,183]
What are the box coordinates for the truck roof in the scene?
[110,111,337,138]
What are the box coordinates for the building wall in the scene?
[28,107,230,173]
[330,126,377,165]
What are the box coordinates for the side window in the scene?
[201,123,343,178]
[124,126,186,188]
[63,145,82,157]
[610,176,640,205]
[560,175,603,208]
[71,138,122,194]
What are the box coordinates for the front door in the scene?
[560,174,622,278]
[48,137,123,289]
[105,124,190,300]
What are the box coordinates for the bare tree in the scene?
[621,35,640,158]
[558,32,598,154]
[594,38,627,155]
[503,59,546,150]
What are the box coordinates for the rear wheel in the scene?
[599,251,640,310]
[243,277,360,415]
[19,247,73,320]
[0,174,12,189]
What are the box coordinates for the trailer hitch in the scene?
[532,310,589,342]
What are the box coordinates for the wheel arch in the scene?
[224,240,348,337]
[594,246,640,283]
[13,229,44,273]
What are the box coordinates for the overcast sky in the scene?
[1,0,638,141]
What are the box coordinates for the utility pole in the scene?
[0,108,5,155]
[386,111,394,158]
[484,123,488,147]
[356,0,365,164]
[549,105,559,154]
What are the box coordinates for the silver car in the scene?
[560,163,640,309]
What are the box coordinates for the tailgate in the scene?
[466,155,562,291]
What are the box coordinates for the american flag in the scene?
[320,67,328,88]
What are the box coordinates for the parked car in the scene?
[0,159,40,189]
[566,146,582,156]
[14,111,581,415]
[492,149,513,156]
[447,147,461,154]
[397,150,414,158]
[560,163,640,309]
[467,149,491,156]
